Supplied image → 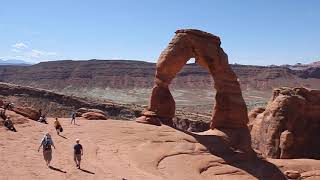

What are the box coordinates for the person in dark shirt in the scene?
[71,111,76,125]
[74,139,83,169]
[4,116,16,132]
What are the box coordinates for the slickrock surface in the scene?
[1,115,320,180]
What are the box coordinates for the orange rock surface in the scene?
[137,29,248,129]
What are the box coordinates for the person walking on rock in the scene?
[73,139,83,169]
[38,133,56,167]
[54,118,63,135]
[71,111,76,125]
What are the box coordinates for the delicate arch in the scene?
[136,29,248,129]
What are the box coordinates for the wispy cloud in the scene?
[6,42,61,63]
[27,49,58,58]
[12,42,28,49]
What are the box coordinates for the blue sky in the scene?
[0,0,319,65]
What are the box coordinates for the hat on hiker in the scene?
[76,139,80,143]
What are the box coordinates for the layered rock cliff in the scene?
[0,60,319,92]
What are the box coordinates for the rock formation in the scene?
[136,29,249,129]
[0,82,142,120]
[82,112,108,120]
[250,87,320,159]
[76,108,107,117]
[248,107,265,131]
[0,108,29,125]
[12,106,41,121]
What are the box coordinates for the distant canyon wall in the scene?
[0,60,319,92]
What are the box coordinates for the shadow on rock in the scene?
[174,126,286,180]
[80,168,95,174]
[58,134,68,139]
[49,166,67,173]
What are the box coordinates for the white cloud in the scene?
[12,42,28,49]
[27,49,58,58]
[11,49,20,53]
[7,42,61,63]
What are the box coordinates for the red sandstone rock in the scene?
[76,108,88,116]
[248,107,265,123]
[82,112,108,120]
[136,29,249,129]
[301,170,320,179]
[250,87,320,159]
[76,108,106,117]
[284,170,301,179]
[248,107,265,131]
[0,99,3,107]
[12,106,41,120]
[0,109,29,125]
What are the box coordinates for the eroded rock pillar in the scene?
[138,32,194,125]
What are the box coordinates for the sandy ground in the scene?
[1,117,320,180]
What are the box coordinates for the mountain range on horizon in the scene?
[0,59,32,66]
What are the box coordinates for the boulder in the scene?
[284,170,301,179]
[76,108,106,117]
[12,106,41,120]
[75,108,88,116]
[82,112,108,120]
[136,29,248,129]
[250,87,320,159]
[0,109,29,125]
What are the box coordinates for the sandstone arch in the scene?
[136,29,249,129]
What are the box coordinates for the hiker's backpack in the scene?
[44,137,52,150]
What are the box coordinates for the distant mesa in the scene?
[0,58,319,94]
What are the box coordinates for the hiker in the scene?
[0,109,5,120]
[38,133,56,167]
[3,102,14,114]
[38,114,47,124]
[54,118,63,135]
[71,111,76,125]
[4,116,16,132]
[73,139,83,169]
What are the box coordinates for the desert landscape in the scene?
[1,1,320,179]
[1,29,320,180]
[0,59,319,113]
